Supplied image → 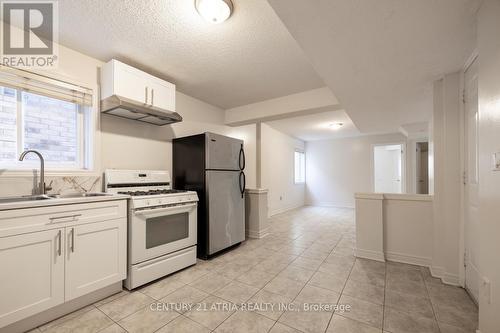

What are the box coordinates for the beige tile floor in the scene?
[28,207,478,333]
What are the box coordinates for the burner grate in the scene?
[118,189,188,196]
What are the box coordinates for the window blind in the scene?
[0,65,93,106]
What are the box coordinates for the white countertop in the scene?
[0,194,130,211]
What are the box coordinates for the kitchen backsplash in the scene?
[0,175,102,197]
[49,176,101,194]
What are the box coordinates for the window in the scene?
[0,68,93,171]
[294,151,305,184]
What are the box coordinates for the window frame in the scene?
[294,150,306,184]
[0,71,99,177]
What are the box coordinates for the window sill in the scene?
[0,169,100,178]
[294,182,305,185]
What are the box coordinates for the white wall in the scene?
[305,133,407,208]
[261,123,305,216]
[355,193,433,266]
[100,94,258,189]
[0,43,258,195]
[477,1,500,331]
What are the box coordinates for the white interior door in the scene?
[464,57,480,302]
[374,144,403,193]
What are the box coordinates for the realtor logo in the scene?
[1,0,58,68]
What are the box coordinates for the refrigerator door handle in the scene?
[239,171,246,198]
[239,144,246,171]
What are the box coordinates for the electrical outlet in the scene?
[492,152,500,171]
[481,277,491,304]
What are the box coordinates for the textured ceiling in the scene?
[266,110,360,141]
[57,0,324,108]
[268,0,479,133]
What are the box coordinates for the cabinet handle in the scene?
[70,228,75,253]
[151,89,154,106]
[49,214,81,222]
[145,86,149,105]
[57,230,62,256]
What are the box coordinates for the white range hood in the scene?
[100,59,182,126]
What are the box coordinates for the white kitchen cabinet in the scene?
[0,228,65,328]
[148,78,176,111]
[101,59,176,111]
[65,219,126,301]
[0,199,127,329]
[112,62,150,105]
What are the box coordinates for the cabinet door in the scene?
[149,79,176,111]
[0,229,65,327]
[114,62,149,105]
[65,219,126,301]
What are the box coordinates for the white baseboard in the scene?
[441,272,461,286]
[306,201,354,209]
[430,265,461,286]
[384,252,460,286]
[246,227,270,239]
[355,248,385,262]
[385,251,431,267]
[268,203,304,217]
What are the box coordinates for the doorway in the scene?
[416,142,429,194]
[373,144,404,193]
[464,56,479,303]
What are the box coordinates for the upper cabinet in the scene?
[101,59,176,112]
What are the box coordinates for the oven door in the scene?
[130,203,197,264]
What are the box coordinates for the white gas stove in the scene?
[105,169,198,290]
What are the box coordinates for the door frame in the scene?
[409,139,430,194]
[371,141,407,193]
[458,50,478,289]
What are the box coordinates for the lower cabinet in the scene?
[65,219,126,300]
[0,200,127,329]
[0,229,65,327]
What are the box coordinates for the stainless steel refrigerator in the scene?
[172,132,246,259]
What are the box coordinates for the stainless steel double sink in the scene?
[0,193,112,204]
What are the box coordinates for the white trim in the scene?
[246,227,270,239]
[355,248,385,262]
[268,204,304,217]
[245,188,269,194]
[354,193,384,200]
[430,265,461,286]
[385,251,431,267]
[459,66,467,287]
[460,53,479,289]
[0,169,101,178]
[306,201,355,209]
[382,193,433,202]
[354,193,432,201]
[384,253,460,286]
[463,49,479,72]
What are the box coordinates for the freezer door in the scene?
[206,133,243,170]
[206,170,245,255]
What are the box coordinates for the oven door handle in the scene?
[134,202,197,216]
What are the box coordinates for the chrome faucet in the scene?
[19,150,51,195]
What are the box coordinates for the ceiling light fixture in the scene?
[329,122,344,130]
[195,0,233,24]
